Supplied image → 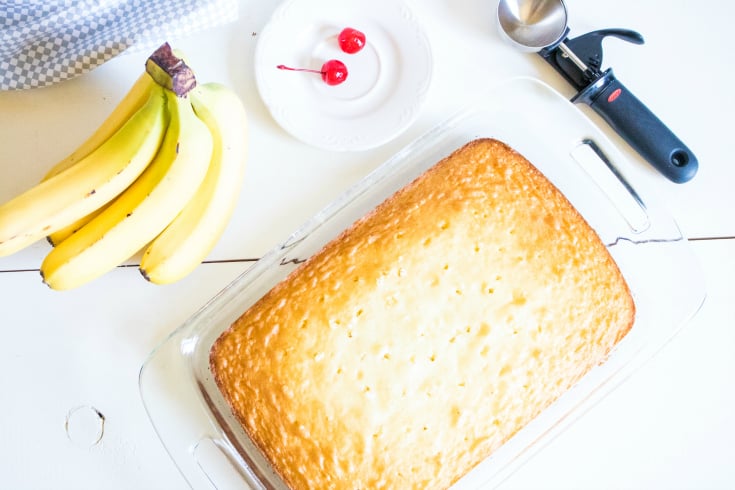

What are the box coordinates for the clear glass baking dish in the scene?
[139,77,705,489]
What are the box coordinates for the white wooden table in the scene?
[1,0,733,488]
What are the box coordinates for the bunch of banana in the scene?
[0,43,249,290]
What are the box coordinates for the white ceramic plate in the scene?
[254,0,433,151]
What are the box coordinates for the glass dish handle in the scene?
[139,330,261,490]
[570,138,650,234]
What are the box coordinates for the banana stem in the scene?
[146,42,196,97]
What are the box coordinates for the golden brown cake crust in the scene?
[210,138,635,489]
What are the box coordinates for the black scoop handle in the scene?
[574,69,698,183]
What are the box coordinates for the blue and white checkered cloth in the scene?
[1,0,238,90]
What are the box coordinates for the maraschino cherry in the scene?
[338,27,366,54]
[277,59,348,86]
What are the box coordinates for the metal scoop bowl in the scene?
[496,0,568,52]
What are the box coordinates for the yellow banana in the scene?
[46,203,110,247]
[40,88,213,290]
[140,83,248,284]
[0,85,168,257]
[44,72,158,246]
[43,72,157,179]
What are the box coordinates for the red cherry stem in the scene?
[277,64,324,75]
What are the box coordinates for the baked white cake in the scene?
[210,138,635,489]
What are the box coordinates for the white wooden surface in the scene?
[1,0,733,488]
